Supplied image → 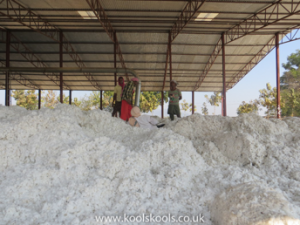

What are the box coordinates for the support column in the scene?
[59,30,63,103]
[276,33,281,119]
[100,90,103,110]
[222,33,227,116]
[192,91,194,114]
[169,32,172,82]
[38,89,41,109]
[161,91,164,118]
[69,90,72,105]
[5,30,10,106]
[114,32,117,86]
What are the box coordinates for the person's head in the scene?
[118,76,124,84]
[170,80,177,90]
[131,77,139,86]
[131,106,141,117]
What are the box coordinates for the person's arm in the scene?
[178,89,182,100]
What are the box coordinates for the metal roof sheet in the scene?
[0,0,299,91]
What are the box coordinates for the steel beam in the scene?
[227,37,276,89]
[100,90,103,110]
[194,0,300,90]
[162,33,170,91]
[193,37,222,90]
[222,33,227,117]
[276,33,281,119]
[114,32,117,86]
[224,0,300,44]
[0,0,102,90]
[86,0,128,80]
[60,30,63,104]
[69,90,72,105]
[161,91,164,118]
[0,29,69,89]
[1,61,39,89]
[192,91,194,114]
[5,29,10,106]
[169,33,172,84]
[38,89,41,109]
[170,0,206,42]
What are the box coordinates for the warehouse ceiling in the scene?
[0,0,300,91]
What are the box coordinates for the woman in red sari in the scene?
[120,78,139,121]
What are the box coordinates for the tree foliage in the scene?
[281,49,300,90]
[180,99,196,114]
[43,90,59,109]
[11,90,39,110]
[205,92,222,115]
[201,102,208,115]
[258,83,277,118]
[281,88,300,117]
[139,91,168,113]
[237,100,259,115]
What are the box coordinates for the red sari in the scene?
[120,100,132,121]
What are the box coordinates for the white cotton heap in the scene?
[0,104,300,225]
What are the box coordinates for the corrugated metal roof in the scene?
[0,0,299,91]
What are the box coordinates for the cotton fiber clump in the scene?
[0,104,300,225]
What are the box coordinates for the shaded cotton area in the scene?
[0,104,300,225]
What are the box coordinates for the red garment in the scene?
[120,100,132,121]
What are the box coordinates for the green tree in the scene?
[281,88,299,117]
[201,102,208,115]
[43,90,59,109]
[189,104,196,112]
[205,92,222,115]
[259,83,277,118]
[180,99,189,112]
[237,100,259,115]
[281,49,300,90]
[180,99,196,115]
[56,94,69,104]
[139,91,168,113]
[11,90,38,110]
[72,97,81,107]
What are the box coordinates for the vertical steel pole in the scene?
[276,33,281,119]
[5,30,10,106]
[221,96,223,116]
[38,89,41,109]
[114,32,117,86]
[60,30,63,103]
[161,91,164,118]
[222,33,227,116]
[169,32,172,82]
[69,90,72,105]
[100,90,103,110]
[192,91,194,114]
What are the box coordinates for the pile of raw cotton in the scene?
[0,104,300,225]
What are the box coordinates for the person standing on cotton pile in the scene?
[128,106,165,129]
[168,80,182,121]
[120,77,139,121]
[112,76,125,117]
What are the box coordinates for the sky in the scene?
[0,37,299,117]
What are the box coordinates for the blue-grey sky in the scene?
[1,38,299,117]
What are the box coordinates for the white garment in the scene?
[135,115,158,130]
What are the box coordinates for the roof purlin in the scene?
[194,0,300,90]
[227,25,300,89]
[0,61,39,89]
[0,0,102,90]
[170,0,206,42]
[86,0,129,80]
